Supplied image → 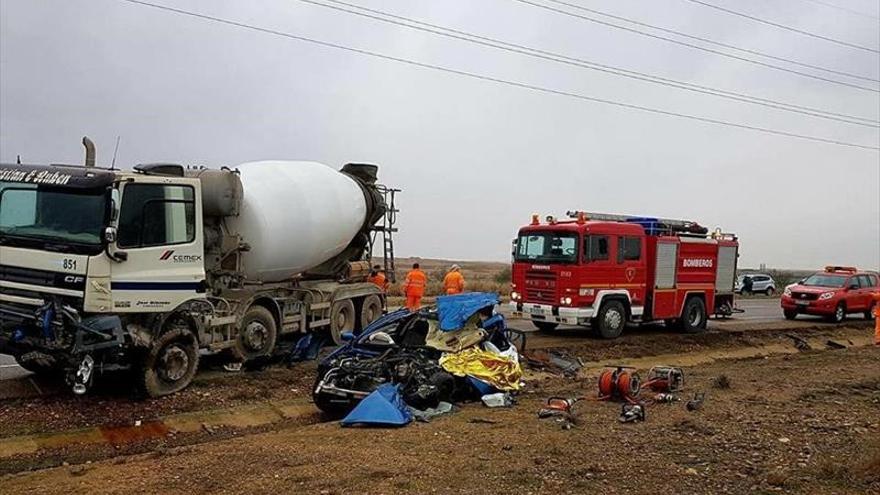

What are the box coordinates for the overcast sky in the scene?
[1,0,878,269]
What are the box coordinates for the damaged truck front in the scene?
[0,144,397,396]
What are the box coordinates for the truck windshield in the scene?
[801,274,847,288]
[515,232,578,264]
[0,182,107,250]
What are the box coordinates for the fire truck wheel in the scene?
[596,300,626,339]
[783,309,798,320]
[233,306,278,361]
[532,321,559,332]
[330,299,357,345]
[680,297,707,333]
[137,323,200,398]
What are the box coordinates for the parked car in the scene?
[780,267,879,322]
[735,273,776,295]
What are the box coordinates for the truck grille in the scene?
[791,291,818,301]
[525,271,557,304]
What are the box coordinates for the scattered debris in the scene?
[409,402,455,423]
[468,418,500,425]
[686,392,707,411]
[713,374,731,389]
[522,350,583,376]
[825,340,847,350]
[786,334,812,351]
[481,392,514,408]
[619,402,646,423]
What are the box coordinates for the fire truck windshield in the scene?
[515,232,578,264]
[0,182,107,252]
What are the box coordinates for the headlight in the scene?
[819,292,835,300]
[560,296,572,305]
[783,287,792,297]
[511,291,520,301]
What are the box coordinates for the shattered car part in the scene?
[72,355,95,395]
[619,402,646,423]
[686,392,707,411]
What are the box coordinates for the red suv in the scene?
[781,267,879,322]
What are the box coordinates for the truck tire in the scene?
[234,306,278,361]
[680,297,707,334]
[358,295,383,332]
[137,324,200,398]
[533,321,558,333]
[595,300,626,339]
[783,309,798,320]
[330,299,356,345]
[828,303,846,323]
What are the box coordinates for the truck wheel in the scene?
[680,297,707,334]
[234,306,278,361]
[138,324,199,398]
[783,309,798,320]
[596,300,626,339]
[358,295,383,331]
[828,303,846,323]
[330,299,356,345]
[533,321,558,333]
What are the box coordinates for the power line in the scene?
[300,0,878,127]
[795,0,880,21]
[115,0,879,151]
[682,0,880,53]
[538,0,878,83]
[511,0,879,93]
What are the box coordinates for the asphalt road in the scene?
[0,297,830,385]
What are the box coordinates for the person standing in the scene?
[367,264,389,292]
[443,264,465,295]
[403,263,427,310]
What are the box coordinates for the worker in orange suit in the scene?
[443,264,465,295]
[873,291,880,346]
[403,263,427,311]
[367,264,389,292]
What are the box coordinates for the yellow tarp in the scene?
[439,347,522,391]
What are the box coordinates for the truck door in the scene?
[652,241,678,319]
[616,235,646,307]
[110,181,206,313]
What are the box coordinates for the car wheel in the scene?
[866,302,877,320]
[596,300,626,339]
[680,297,707,334]
[828,303,846,323]
[783,309,798,320]
[233,306,278,361]
[765,287,775,296]
[533,321,559,333]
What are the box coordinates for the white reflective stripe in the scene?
[1,280,82,298]
[0,293,45,306]
[631,306,645,316]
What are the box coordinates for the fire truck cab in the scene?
[509,212,738,339]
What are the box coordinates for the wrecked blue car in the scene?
[312,293,523,415]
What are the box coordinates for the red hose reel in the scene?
[597,366,641,402]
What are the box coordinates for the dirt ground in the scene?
[1,324,878,495]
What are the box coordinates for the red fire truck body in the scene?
[509,212,738,338]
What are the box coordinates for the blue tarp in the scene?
[436,292,500,331]
[340,384,413,427]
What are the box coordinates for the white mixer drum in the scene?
[228,161,367,282]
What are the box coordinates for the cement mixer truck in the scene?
[0,141,399,396]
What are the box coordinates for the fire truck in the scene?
[509,211,739,338]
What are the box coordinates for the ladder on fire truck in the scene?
[564,210,735,239]
[372,185,401,283]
